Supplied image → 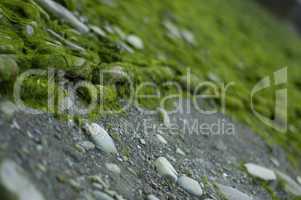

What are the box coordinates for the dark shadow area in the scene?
[257,0,297,17]
[257,0,301,33]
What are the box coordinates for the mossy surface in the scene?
[0,0,301,170]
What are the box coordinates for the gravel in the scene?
[0,99,298,200]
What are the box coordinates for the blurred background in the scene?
[258,0,301,32]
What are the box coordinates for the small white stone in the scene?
[84,123,117,154]
[26,131,34,139]
[244,163,276,181]
[117,41,134,53]
[90,25,107,37]
[105,163,121,175]
[217,184,252,200]
[163,20,181,39]
[26,25,34,36]
[181,29,195,45]
[154,157,178,182]
[140,139,146,145]
[176,148,186,156]
[223,173,229,178]
[36,164,47,173]
[107,66,128,82]
[126,35,144,49]
[270,157,280,167]
[147,194,160,200]
[104,24,114,34]
[112,25,126,39]
[177,176,203,196]
[156,134,168,145]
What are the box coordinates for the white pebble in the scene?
[26,25,34,36]
[181,29,195,45]
[156,134,168,145]
[176,148,186,156]
[84,123,117,154]
[244,163,276,181]
[177,175,203,197]
[105,163,121,175]
[154,157,178,182]
[126,35,144,49]
[90,25,107,37]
